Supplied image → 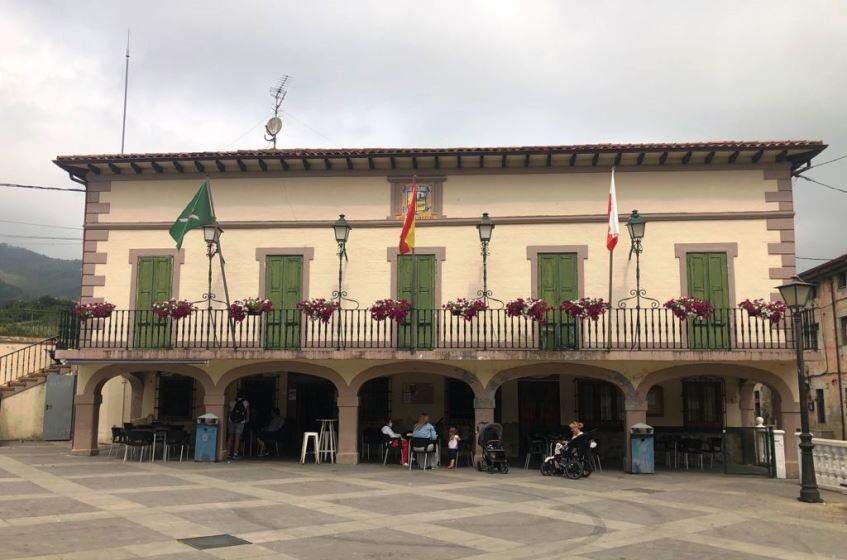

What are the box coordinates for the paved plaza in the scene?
[0,443,845,559]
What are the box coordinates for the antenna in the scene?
[264,75,290,148]
[120,29,130,154]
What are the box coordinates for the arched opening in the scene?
[636,364,796,475]
[352,362,480,465]
[494,365,626,468]
[77,365,213,456]
[216,363,344,460]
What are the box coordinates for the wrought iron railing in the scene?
[56,308,818,352]
[0,337,59,386]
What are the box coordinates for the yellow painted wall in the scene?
[93,218,781,310]
[91,167,785,308]
[0,384,45,440]
[97,376,132,443]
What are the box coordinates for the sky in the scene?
[0,0,845,268]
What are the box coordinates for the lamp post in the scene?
[332,215,352,350]
[201,223,223,312]
[476,213,495,302]
[332,214,351,304]
[777,276,823,503]
[618,210,657,311]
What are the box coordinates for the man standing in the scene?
[227,394,249,460]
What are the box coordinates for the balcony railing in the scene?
[56,308,818,352]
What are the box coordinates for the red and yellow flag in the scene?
[398,179,417,255]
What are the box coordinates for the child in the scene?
[447,427,460,469]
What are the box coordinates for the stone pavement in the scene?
[0,442,845,559]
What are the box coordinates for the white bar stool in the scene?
[301,431,320,464]
[317,419,337,464]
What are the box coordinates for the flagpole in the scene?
[607,250,613,349]
[410,246,417,354]
[206,182,236,346]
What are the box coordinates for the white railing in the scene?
[796,435,847,492]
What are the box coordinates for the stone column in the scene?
[127,374,144,420]
[203,394,227,461]
[336,395,359,465]
[781,408,801,478]
[71,394,102,456]
[474,397,496,463]
[739,383,756,428]
[624,404,647,474]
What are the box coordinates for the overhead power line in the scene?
[0,233,83,241]
[795,175,847,195]
[0,219,82,230]
[805,153,847,171]
[0,182,85,193]
[796,256,837,262]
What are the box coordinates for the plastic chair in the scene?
[524,439,546,469]
[410,437,436,470]
[123,429,154,462]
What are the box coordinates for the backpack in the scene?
[230,398,247,423]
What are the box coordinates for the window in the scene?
[816,389,826,424]
[682,379,723,429]
[838,272,847,290]
[156,373,195,420]
[359,377,391,422]
[646,386,664,417]
[754,390,762,418]
[577,380,623,429]
[841,317,847,346]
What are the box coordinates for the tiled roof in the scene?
[799,254,847,282]
[56,140,824,163]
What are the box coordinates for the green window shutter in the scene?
[135,256,172,309]
[397,255,414,304]
[537,253,580,349]
[415,256,435,310]
[706,253,729,309]
[264,255,303,349]
[686,253,728,307]
[537,253,578,304]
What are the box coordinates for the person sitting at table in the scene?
[411,412,437,440]
[257,408,285,457]
[382,419,409,466]
[410,413,437,468]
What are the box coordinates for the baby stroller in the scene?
[476,422,510,474]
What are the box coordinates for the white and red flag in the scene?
[606,168,619,251]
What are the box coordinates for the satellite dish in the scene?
[265,116,282,136]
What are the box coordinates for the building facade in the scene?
[800,255,847,440]
[53,140,825,475]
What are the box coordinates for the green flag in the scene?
[169,181,216,249]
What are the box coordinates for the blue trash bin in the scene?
[194,413,219,462]
[630,423,654,474]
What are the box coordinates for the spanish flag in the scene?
[398,179,417,255]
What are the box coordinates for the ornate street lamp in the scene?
[476,213,496,302]
[332,214,351,305]
[201,223,223,310]
[777,276,823,503]
[618,210,657,310]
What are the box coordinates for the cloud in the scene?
[1,0,845,265]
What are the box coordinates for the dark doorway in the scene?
[444,379,475,440]
[288,373,337,436]
[238,375,278,431]
[518,377,561,455]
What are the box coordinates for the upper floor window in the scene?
[389,177,445,219]
[838,272,847,290]
[840,316,847,346]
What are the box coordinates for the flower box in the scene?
[739,298,786,324]
[559,298,609,321]
[370,298,411,322]
[151,299,195,320]
[296,298,339,323]
[505,298,551,323]
[663,297,713,321]
[442,298,488,321]
[73,301,115,321]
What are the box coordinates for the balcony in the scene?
[56,308,818,357]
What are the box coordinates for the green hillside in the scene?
[0,244,81,304]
